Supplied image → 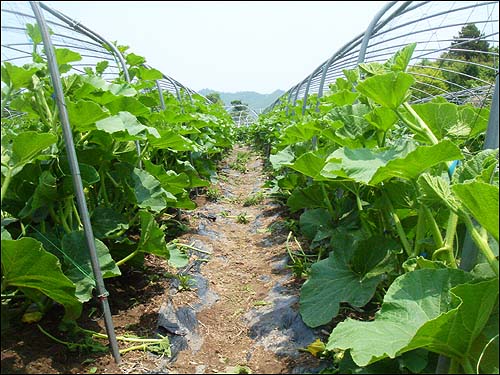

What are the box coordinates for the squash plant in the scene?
[1,24,234,327]
[247,43,498,373]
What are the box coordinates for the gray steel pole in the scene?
[357,1,398,65]
[484,74,499,150]
[458,74,499,275]
[155,80,166,110]
[302,71,316,115]
[30,1,121,364]
[292,81,304,107]
[39,2,140,167]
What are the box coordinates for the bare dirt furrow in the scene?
[155,145,327,374]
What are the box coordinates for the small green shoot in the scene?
[243,191,265,206]
[206,187,223,201]
[230,151,251,173]
[220,211,251,224]
[176,274,196,291]
[236,213,249,224]
[286,232,314,278]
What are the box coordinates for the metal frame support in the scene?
[484,74,499,150]
[30,1,121,364]
[357,1,398,65]
[292,80,304,107]
[39,2,140,167]
[155,80,166,110]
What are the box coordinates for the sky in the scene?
[42,1,390,94]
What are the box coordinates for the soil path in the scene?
[153,145,326,374]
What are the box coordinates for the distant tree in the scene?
[410,23,497,97]
[206,92,224,105]
[449,23,490,61]
[230,99,248,112]
[409,62,449,99]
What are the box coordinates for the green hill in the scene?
[198,89,284,112]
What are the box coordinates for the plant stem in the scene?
[119,343,148,354]
[435,212,459,268]
[175,242,212,255]
[105,171,120,189]
[381,190,413,257]
[402,102,439,145]
[448,358,459,374]
[461,212,499,277]
[48,205,60,225]
[462,358,475,374]
[105,227,128,240]
[395,109,428,139]
[355,193,363,212]
[1,168,13,204]
[320,182,336,219]
[66,198,73,230]
[414,205,426,256]
[115,249,139,267]
[98,170,110,207]
[72,199,83,228]
[88,330,165,343]
[58,205,72,234]
[422,205,444,249]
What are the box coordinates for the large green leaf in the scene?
[67,100,109,131]
[136,211,187,267]
[370,140,463,185]
[357,72,415,110]
[384,43,416,72]
[280,120,322,145]
[269,146,295,170]
[148,129,196,151]
[138,211,168,257]
[1,62,40,89]
[452,181,499,242]
[299,208,334,241]
[452,149,498,184]
[175,160,210,188]
[411,99,489,142]
[90,207,129,239]
[1,237,82,320]
[166,242,189,268]
[104,96,150,117]
[132,168,176,212]
[61,231,121,302]
[329,104,372,143]
[289,150,329,180]
[329,90,359,106]
[95,111,160,139]
[287,184,328,213]
[364,107,399,132]
[2,131,57,176]
[54,48,82,73]
[325,146,404,185]
[469,301,499,374]
[157,171,191,196]
[18,170,58,217]
[126,53,146,66]
[138,66,163,81]
[143,160,190,195]
[326,268,475,366]
[300,234,396,327]
[417,173,460,211]
[54,48,82,65]
[407,278,498,368]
